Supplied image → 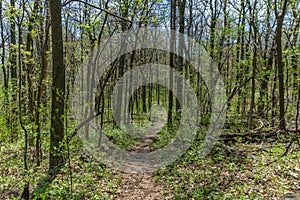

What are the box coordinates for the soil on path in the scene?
[116,107,169,200]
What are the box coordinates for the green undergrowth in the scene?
[0,138,121,200]
[155,135,300,199]
[1,116,300,199]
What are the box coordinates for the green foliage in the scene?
[1,0,300,199]
[104,127,138,148]
[155,138,300,199]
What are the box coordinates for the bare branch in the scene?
[62,0,132,23]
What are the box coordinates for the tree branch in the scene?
[62,0,132,23]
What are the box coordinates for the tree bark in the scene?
[168,0,176,127]
[176,0,186,115]
[0,0,7,90]
[248,0,258,128]
[49,0,65,172]
[275,0,288,130]
[10,0,17,83]
[36,0,50,167]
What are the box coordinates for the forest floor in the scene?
[113,126,300,200]
[1,126,300,199]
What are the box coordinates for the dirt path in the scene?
[116,172,165,200]
[115,106,168,200]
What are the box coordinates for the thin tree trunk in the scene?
[272,56,278,126]
[291,2,299,102]
[9,0,17,140]
[275,0,288,129]
[236,0,246,114]
[115,0,128,127]
[35,0,50,166]
[168,0,176,127]
[0,0,7,91]
[17,6,30,198]
[176,0,186,116]
[248,0,258,128]
[10,0,17,84]
[258,2,273,119]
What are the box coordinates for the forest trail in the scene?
[116,107,168,199]
[116,172,165,200]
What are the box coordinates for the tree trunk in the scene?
[275,0,288,130]
[9,0,17,140]
[235,0,246,114]
[115,0,129,128]
[36,0,50,167]
[10,0,17,84]
[176,0,186,116]
[258,0,272,119]
[248,0,258,128]
[168,0,176,127]
[49,0,65,173]
[0,0,7,90]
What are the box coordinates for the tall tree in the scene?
[0,0,7,91]
[115,0,129,128]
[9,0,17,139]
[236,0,247,115]
[258,0,273,119]
[49,0,65,172]
[275,0,288,129]
[36,0,51,166]
[9,0,16,84]
[248,0,258,128]
[168,0,176,126]
[290,1,300,101]
[176,0,186,115]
